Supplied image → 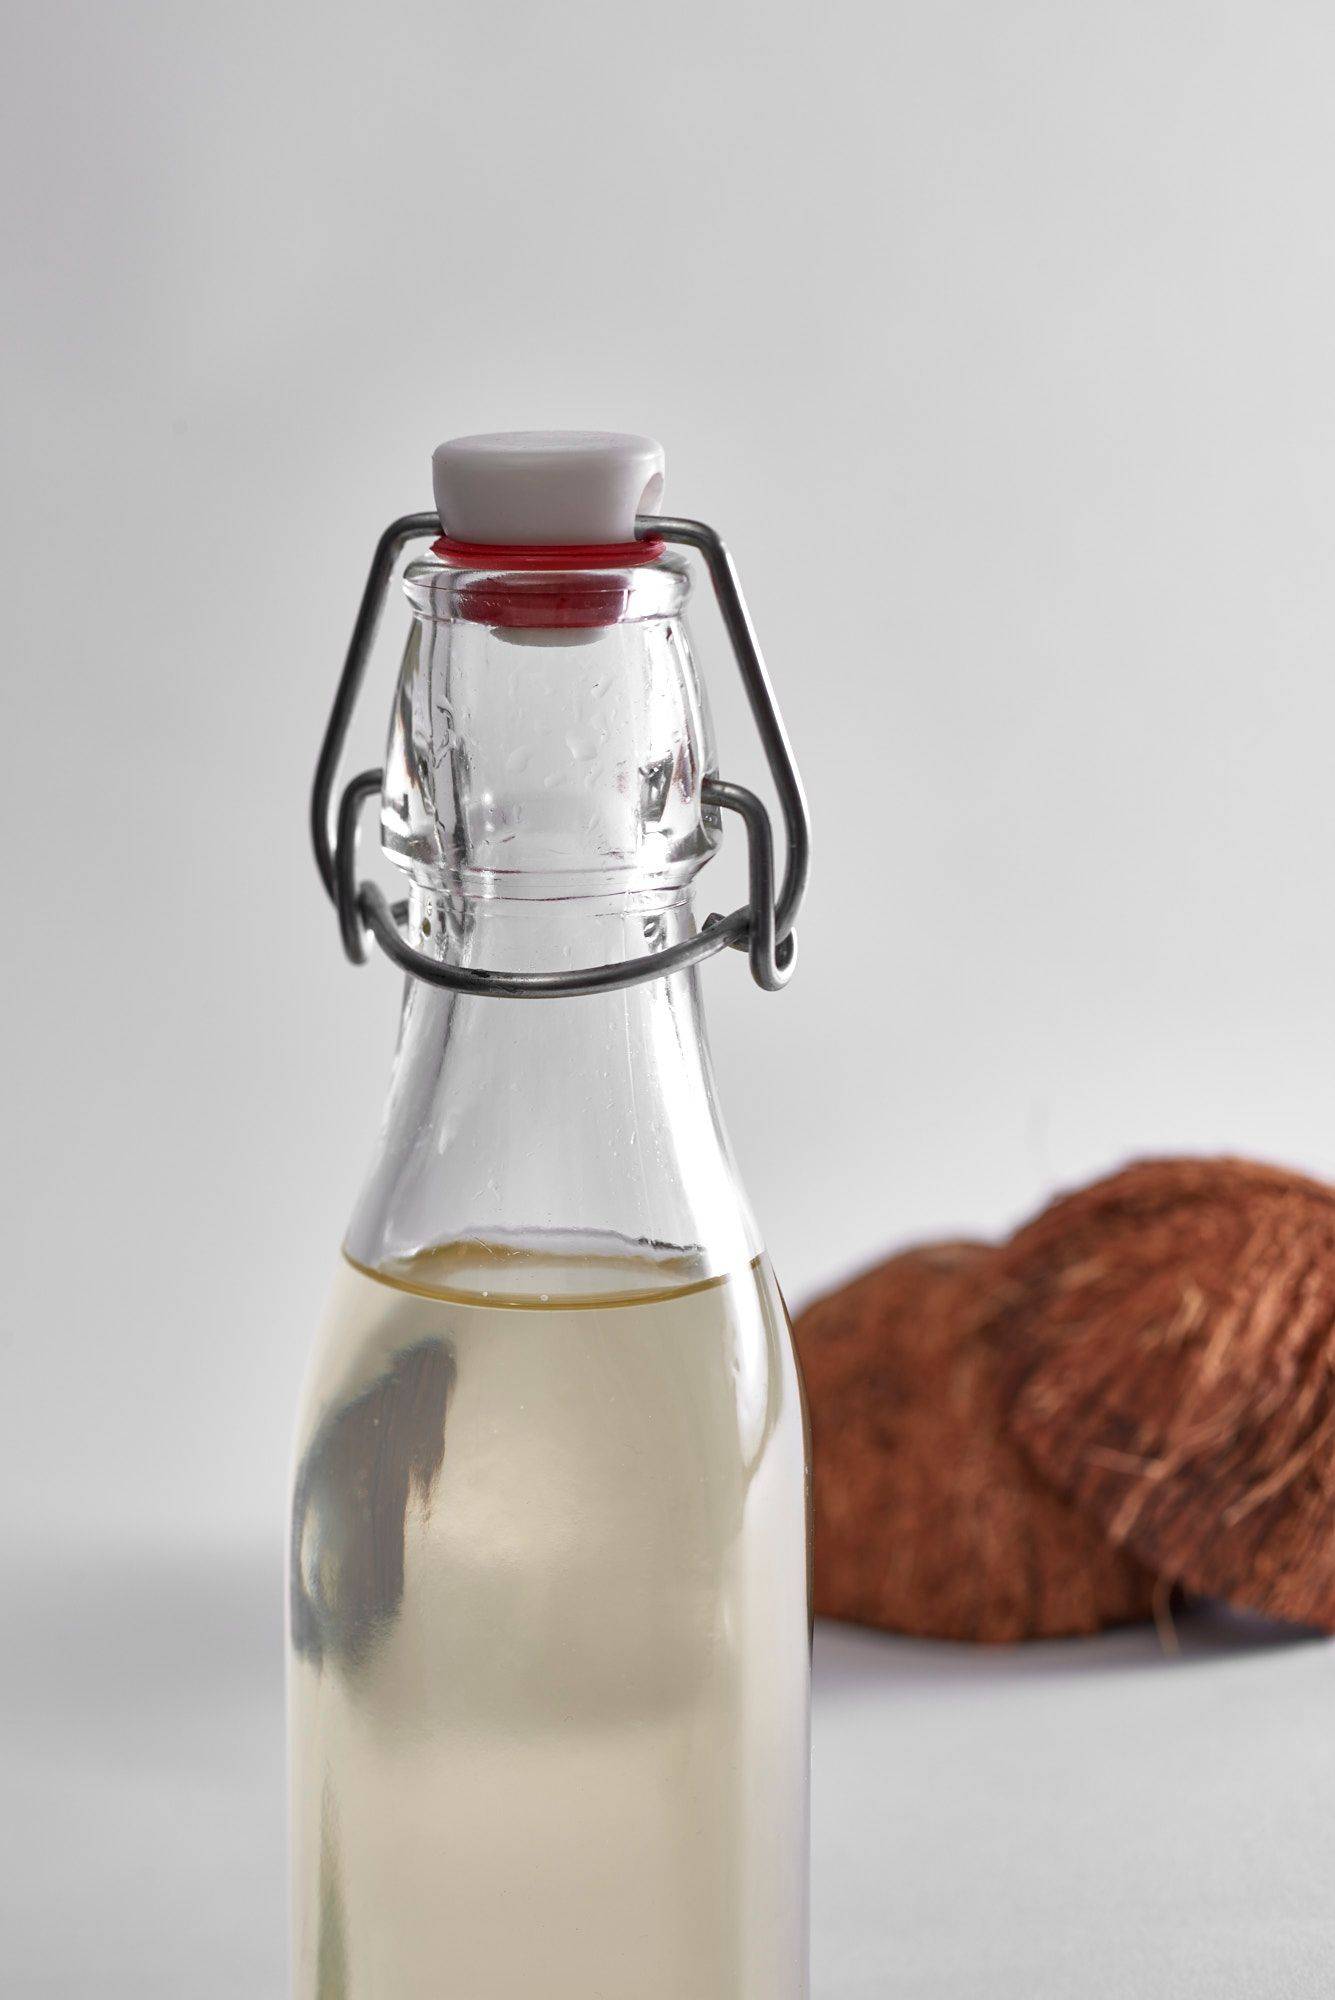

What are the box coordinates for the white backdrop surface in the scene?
[4,1564,1329,2000]
[9,0,1335,1554]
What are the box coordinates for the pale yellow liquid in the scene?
[289,1245,810,2000]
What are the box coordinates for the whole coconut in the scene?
[989,1156,1335,1632]
[796,1241,1158,1643]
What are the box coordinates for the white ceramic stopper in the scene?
[432,431,665,546]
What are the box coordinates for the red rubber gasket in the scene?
[431,534,665,570]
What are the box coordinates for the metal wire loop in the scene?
[313,510,810,996]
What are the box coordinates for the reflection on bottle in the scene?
[290,1340,455,1672]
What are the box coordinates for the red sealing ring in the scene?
[429,534,668,629]
[431,534,665,570]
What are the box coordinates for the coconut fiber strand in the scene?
[796,1242,1157,1644]
[989,1156,1335,1633]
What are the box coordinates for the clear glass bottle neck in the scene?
[382,552,713,902]
[346,568,758,1302]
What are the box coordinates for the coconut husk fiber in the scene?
[988,1156,1335,1633]
[796,1241,1158,1644]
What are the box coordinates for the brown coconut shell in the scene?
[796,1241,1158,1643]
[988,1156,1335,1632]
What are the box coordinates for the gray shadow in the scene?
[812,1600,1326,1699]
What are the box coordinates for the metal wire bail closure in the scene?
[311,512,811,997]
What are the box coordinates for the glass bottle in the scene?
[291,433,811,2000]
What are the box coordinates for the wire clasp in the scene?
[311,513,811,995]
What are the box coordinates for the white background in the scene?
[10,0,1335,1558]
[4,8,1335,1993]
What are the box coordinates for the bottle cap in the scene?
[432,431,665,547]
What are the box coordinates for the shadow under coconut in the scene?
[812,1600,1325,1696]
